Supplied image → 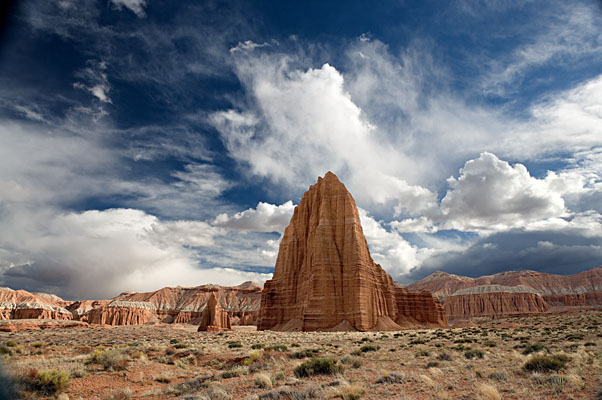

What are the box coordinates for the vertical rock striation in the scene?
[198,293,231,332]
[258,172,446,331]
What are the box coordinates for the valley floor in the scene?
[1,310,602,399]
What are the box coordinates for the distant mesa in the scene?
[408,267,602,322]
[257,171,447,331]
[0,282,261,331]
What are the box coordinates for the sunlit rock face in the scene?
[444,285,549,321]
[197,292,231,332]
[258,172,446,332]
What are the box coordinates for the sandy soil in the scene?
[1,310,601,399]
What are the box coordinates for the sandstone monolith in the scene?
[258,172,446,331]
[198,292,231,332]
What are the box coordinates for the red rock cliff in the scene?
[198,293,231,332]
[444,285,549,321]
[258,172,446,332]
[408,267,602,309]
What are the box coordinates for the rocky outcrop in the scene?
[408,267,602,309]
[394,287,448,327]
[0,282,261,327]
[444,285,549,321]
[258,172,447,332]
[198,293,231,332]
[0,287,73,321]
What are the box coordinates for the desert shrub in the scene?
[425,361,440,368]
[243,350,263,366]
[476,383,501,400]
[227,341,243,349]
[584,342,596,347]
[221,366,247,379]
[464,349,484,359]
[410,338,426,345]
[102,388,133,400]
[0,345,12,356]
[4,341,16,347]
[360,337,372,342]
[265,344,288,352]
[254,373,272,389]
[523,355,567,373]
[251,343,264,350]
[340,355,362,368]
[376,372,405,384]
[482,340,497,348]
[89,348,128,370]
[174,343,188,349]
[415,350,430,357]
[291,349,320,359]
[359,345,379,353]
[31,342,44,348]
[454,338,476,344]
[350,350,362,356]
[487,371,507,381]
[259,386,315,400]
[294,358,344,378]
[23,368,71,395]
[333,383,365,399]
[523,342,546,355]
[291,343,300,347]
[437,352,452,361]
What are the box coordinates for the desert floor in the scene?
[1,310,602,400]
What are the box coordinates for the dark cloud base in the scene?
[406,229,602,282]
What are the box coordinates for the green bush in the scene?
[24,369,71,395]
[0,345,12,356]
[89,348,127,370]
[251,343,264,350]
[291,349,320,359]
[4,341,16,347]
[522,342,545,355]
[523,355,567,373]
[376,373,405,384]
[227,341,243,349]
[464,349,484,359]
[294,358,344,378]
[265,344,288,352]
[340,356,363,368]
[415,350,430,357]
[359,345,380,353]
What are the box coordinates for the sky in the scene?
[0,0,601,300]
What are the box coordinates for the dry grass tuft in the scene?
[476,383,501,400]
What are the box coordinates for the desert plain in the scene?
[2,310,602,400]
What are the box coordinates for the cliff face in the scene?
[0,288,73,321]
[198,293,231,332]
[444,286,549,321]
[0,283,262,327]
[408,267,602,309]
[258,172,446,332]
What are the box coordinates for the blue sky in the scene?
[0,0,601,299]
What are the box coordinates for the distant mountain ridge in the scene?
[407,266,602,307]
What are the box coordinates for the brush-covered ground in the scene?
[1,311,602,400]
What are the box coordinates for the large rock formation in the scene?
[258,172,446,332]
[0,282,261,327]
[0,288,73,321]
[198,293,231,332]
[444,285,549,321]
[407,267,602,309]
